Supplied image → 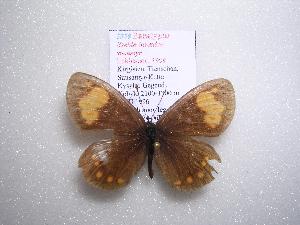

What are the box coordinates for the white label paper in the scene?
[110,30,196,122]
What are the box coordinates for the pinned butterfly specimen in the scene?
[66,72,235,191]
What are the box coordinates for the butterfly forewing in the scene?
[155,78,235,190]
[66,72,145,134]
[67,72,147,189]
[78,136,146,189]
[157,78,235,137]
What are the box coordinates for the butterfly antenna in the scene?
[150,88,166,119]
[135,84,146,114]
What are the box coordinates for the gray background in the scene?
[1,1,299,225]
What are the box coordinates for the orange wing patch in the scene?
[196,88,225,128]
[78,87,110,125]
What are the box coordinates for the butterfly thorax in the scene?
[145,121,159,179]
[145,121,156,141]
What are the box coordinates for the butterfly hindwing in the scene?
[157,78,235,137]
[66,72,145,134]
[78,135,146,189]
[155,135,221,190]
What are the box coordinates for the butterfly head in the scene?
[146,115,152,123]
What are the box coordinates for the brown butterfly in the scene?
[66,72,235,191]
